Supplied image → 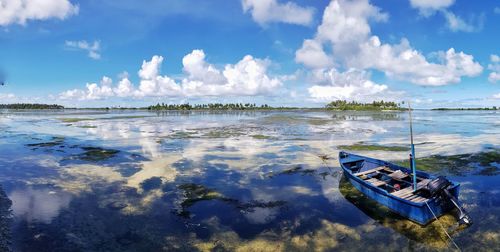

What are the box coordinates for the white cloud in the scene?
[59,50,283,100]
[296,0,483,86]
[295,39,333,69]
[0,93,15,99]
[488,54,500,83]
[491,54,500,63]
[59,76,113,100]
[494,93,500,99]
[242,0,314,26]
[307,68,402,102]
[409,0,481,33]
[65,40,101,60]
[0,0,78,26]
[442,10,483,33]
[409,0,454,16]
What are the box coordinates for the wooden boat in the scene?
[339,151,463,225]
[339,102,471,225]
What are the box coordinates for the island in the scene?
[146,103,294,110]
[0,103,64,109]
[432,107,498,111]
[325,100,404,111]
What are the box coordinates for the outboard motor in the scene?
[425,176,472,226]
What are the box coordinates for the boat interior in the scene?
[343,159,431,203]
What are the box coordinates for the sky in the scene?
[0,0,499,108]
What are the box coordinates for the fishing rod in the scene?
[408,101,418,191]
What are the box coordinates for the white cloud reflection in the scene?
[9,188,71,223]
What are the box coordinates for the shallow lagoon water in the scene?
[0,109,499,251]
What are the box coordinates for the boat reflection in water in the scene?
[338,176,468,249]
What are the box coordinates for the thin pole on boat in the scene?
[408,101,418,191]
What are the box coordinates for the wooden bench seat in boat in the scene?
[391,179,431,202]
[366,178,387,187]
[388,170,408,180]
[354,166,386,176]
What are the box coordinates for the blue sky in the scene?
[0,0,499,108]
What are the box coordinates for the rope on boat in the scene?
[425,201,461,251]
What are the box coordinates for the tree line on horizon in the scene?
[0,103,64,109]
[147,103,277,110]
[2,101,496,111]
[325,100,403,110]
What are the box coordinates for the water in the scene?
[0,109,498,251]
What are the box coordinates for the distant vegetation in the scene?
[147,103,292,110]
[325,100,404,111]
[432,106,498,111]
[0,103,64,109]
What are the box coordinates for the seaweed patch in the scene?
[72,147,120,162]
[394,149,500,176]
[26,136,65,149]
[175,183,286,218]
[338,143,410,152]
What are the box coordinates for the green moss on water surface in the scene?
[178,183,226,209]
[60,118,94,123]
[393,149,500,176]
[166,131,199,139]
[176,183,287,218]
[260,114,331,126]
[75,147,120,161]
[78,125,97,129]
[26,136,65,148]
[266,165,316,178]
[203,130,244,138]
[251,134,277,140]
[339,143,410,152]
[60,116,150,123]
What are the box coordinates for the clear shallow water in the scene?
[0,109,498,251]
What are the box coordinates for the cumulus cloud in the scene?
[0,0,78,26]
[296,0,482,87]
[0,93,15,99]
[242,0,314,26]
[409,0,481,33]
[442,10,484,33]
[307,68,402,102]
[494,93,500,99]
[488,54,500,83]
[409,0,454,16]
[59,50,283,100]
[65,40,101,60]
[295,39,334,69]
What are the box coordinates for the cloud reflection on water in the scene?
[9,188,71,224]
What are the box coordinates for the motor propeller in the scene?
[425,176,472,225]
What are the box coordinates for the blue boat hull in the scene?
[339,151,459,225]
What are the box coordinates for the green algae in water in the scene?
[59,118,94,123]
[203,130,244,138]
[75,147,120,161]
[266,165,316,178]
[393,149,500,176]
[77,125,97,129]
[338,143,410,152]
[176,183,228,217]
[60,115,151,123]
[176,183,286,218]
[26,136,65,148]
[166,131,199,139]
[251,134,277,140]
